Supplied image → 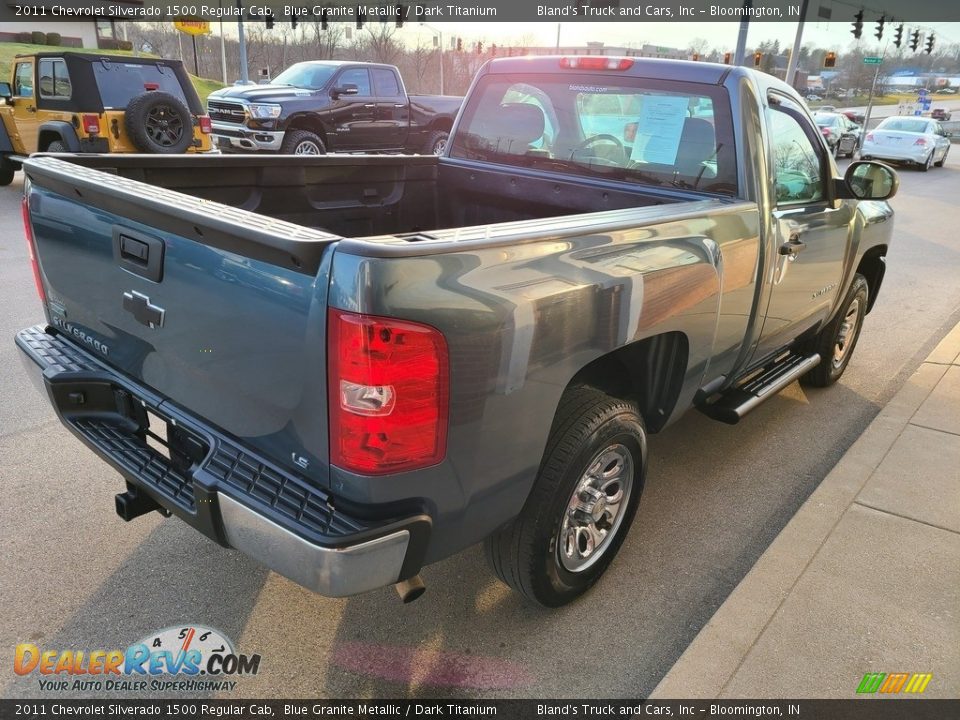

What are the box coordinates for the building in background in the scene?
[0,1,141,48]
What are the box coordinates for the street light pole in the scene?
[785,0,809,88]
[421,23,444,95]
[236,0,249,84]
[733,0,752,65]
[219,0,228,84]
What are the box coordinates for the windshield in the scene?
[272,63,337,89]
[815,115,839,127]
[449,73,737,195]
[92,61,187,109]
[878,118,931,134]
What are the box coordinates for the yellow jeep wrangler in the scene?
[0,52,213,185]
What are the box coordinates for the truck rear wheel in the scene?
[423,130,449,155]
[801,273,868,388]
[0,157,14,186]
[484,386,646,607]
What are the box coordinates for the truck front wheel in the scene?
[423,130,449,155]
[0,157,14,186]
[281,130,326,155]
[801,273,868,388]
[484,386,646,607]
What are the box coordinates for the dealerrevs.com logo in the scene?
[13,625,261,693]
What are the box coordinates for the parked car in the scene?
[814,112,861,158]
[861,116,952,171]
[805,93,822,101]
[818,104,837,112]
[934,88,956,95]
[0,52,213,185]
[842,110,865,125]
[931,108,952,121]
[17,57,898,607]
[207,61,461,155]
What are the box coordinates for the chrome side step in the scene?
[698,352,821,425]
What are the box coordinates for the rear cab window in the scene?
[92,61,188,109]
[449,73,738,196]
[38,59,72,99]
[372,68,402,97]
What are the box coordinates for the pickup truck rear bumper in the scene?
[15,325,430,597]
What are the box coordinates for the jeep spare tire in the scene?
[125,91,193,154]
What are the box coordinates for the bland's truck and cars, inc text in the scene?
[17,56,897,607]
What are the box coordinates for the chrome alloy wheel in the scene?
[833,297,862,369]
[558,443,634,573]
[294,140,322,155]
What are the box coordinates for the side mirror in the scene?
[840,160,898,201]
[0,81,11,100]
[330,83,359,99]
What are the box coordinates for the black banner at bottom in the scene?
[1,699,958,720]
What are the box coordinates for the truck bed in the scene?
[35,153,698,241]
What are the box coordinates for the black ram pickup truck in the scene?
[207,61,461,155]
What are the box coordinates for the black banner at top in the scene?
[0,0,958,23]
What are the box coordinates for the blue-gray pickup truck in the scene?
[16,56,898,607]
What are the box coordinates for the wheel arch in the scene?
[856,245,886,314]
[284,113,329,147]
[560,332,689,435]
[38,121,81,152]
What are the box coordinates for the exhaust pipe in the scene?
[395,575,426,603]
[115,484,166,521]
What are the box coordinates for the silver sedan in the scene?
[860,116,952,171]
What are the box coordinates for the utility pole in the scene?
[219,0,228,84]
[785,0,809,88]
[859,41,889,151]
[733,0,752,65]
[236,0,249,84]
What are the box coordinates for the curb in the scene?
[649,321,960,699]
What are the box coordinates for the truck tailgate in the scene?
[22,157,338,483]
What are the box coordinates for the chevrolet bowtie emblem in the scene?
[123,291,165,329]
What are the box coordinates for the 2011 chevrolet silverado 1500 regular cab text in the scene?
[17,57,898,607]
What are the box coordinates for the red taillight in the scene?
[560,57,633,71]
[198,115,212,134]
[81,113,100,135]
[327,308,449,475]
[914,138,928,146]
[22,195,46,304]
[820,127,832,136]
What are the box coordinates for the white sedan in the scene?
[860,116,952,171]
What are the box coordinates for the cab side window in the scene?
[338,68,371,96]
[767,97,825,204]
[372,68,401,98]
[14,62,33,98]
[38,59,72,99]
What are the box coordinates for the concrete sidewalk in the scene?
[652,323,960,699]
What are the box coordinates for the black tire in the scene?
[801,274,869,388]
[934,147,948,168]
[423,129,449,155]
[124,91,193,154]
[919,151,933,172]
[45,139,67,152]
[484,386,647,607]
[280,129,326,155]
[0,157,14,186]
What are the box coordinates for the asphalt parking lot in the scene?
[2,152,960,700]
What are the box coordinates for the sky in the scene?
[403,20,960,54]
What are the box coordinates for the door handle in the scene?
[778,233,807,258]
[394,103,406,108]
[363,103,376,108]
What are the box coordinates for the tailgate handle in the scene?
[112,227,165,283]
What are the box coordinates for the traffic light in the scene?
[456,37,463,52]
[925,33,935,54]
[910,29,921,52]
[753,51,762,67]
[265,11,274,29]
[874,15,885,41]
[851,10,863,39]
[356,9,365,29]
[823,52,837,69]
[692,52,699,61]
[396,4,403,28]
[476,41,483,55]
[893,24,904,48]
[723,51,731,64]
